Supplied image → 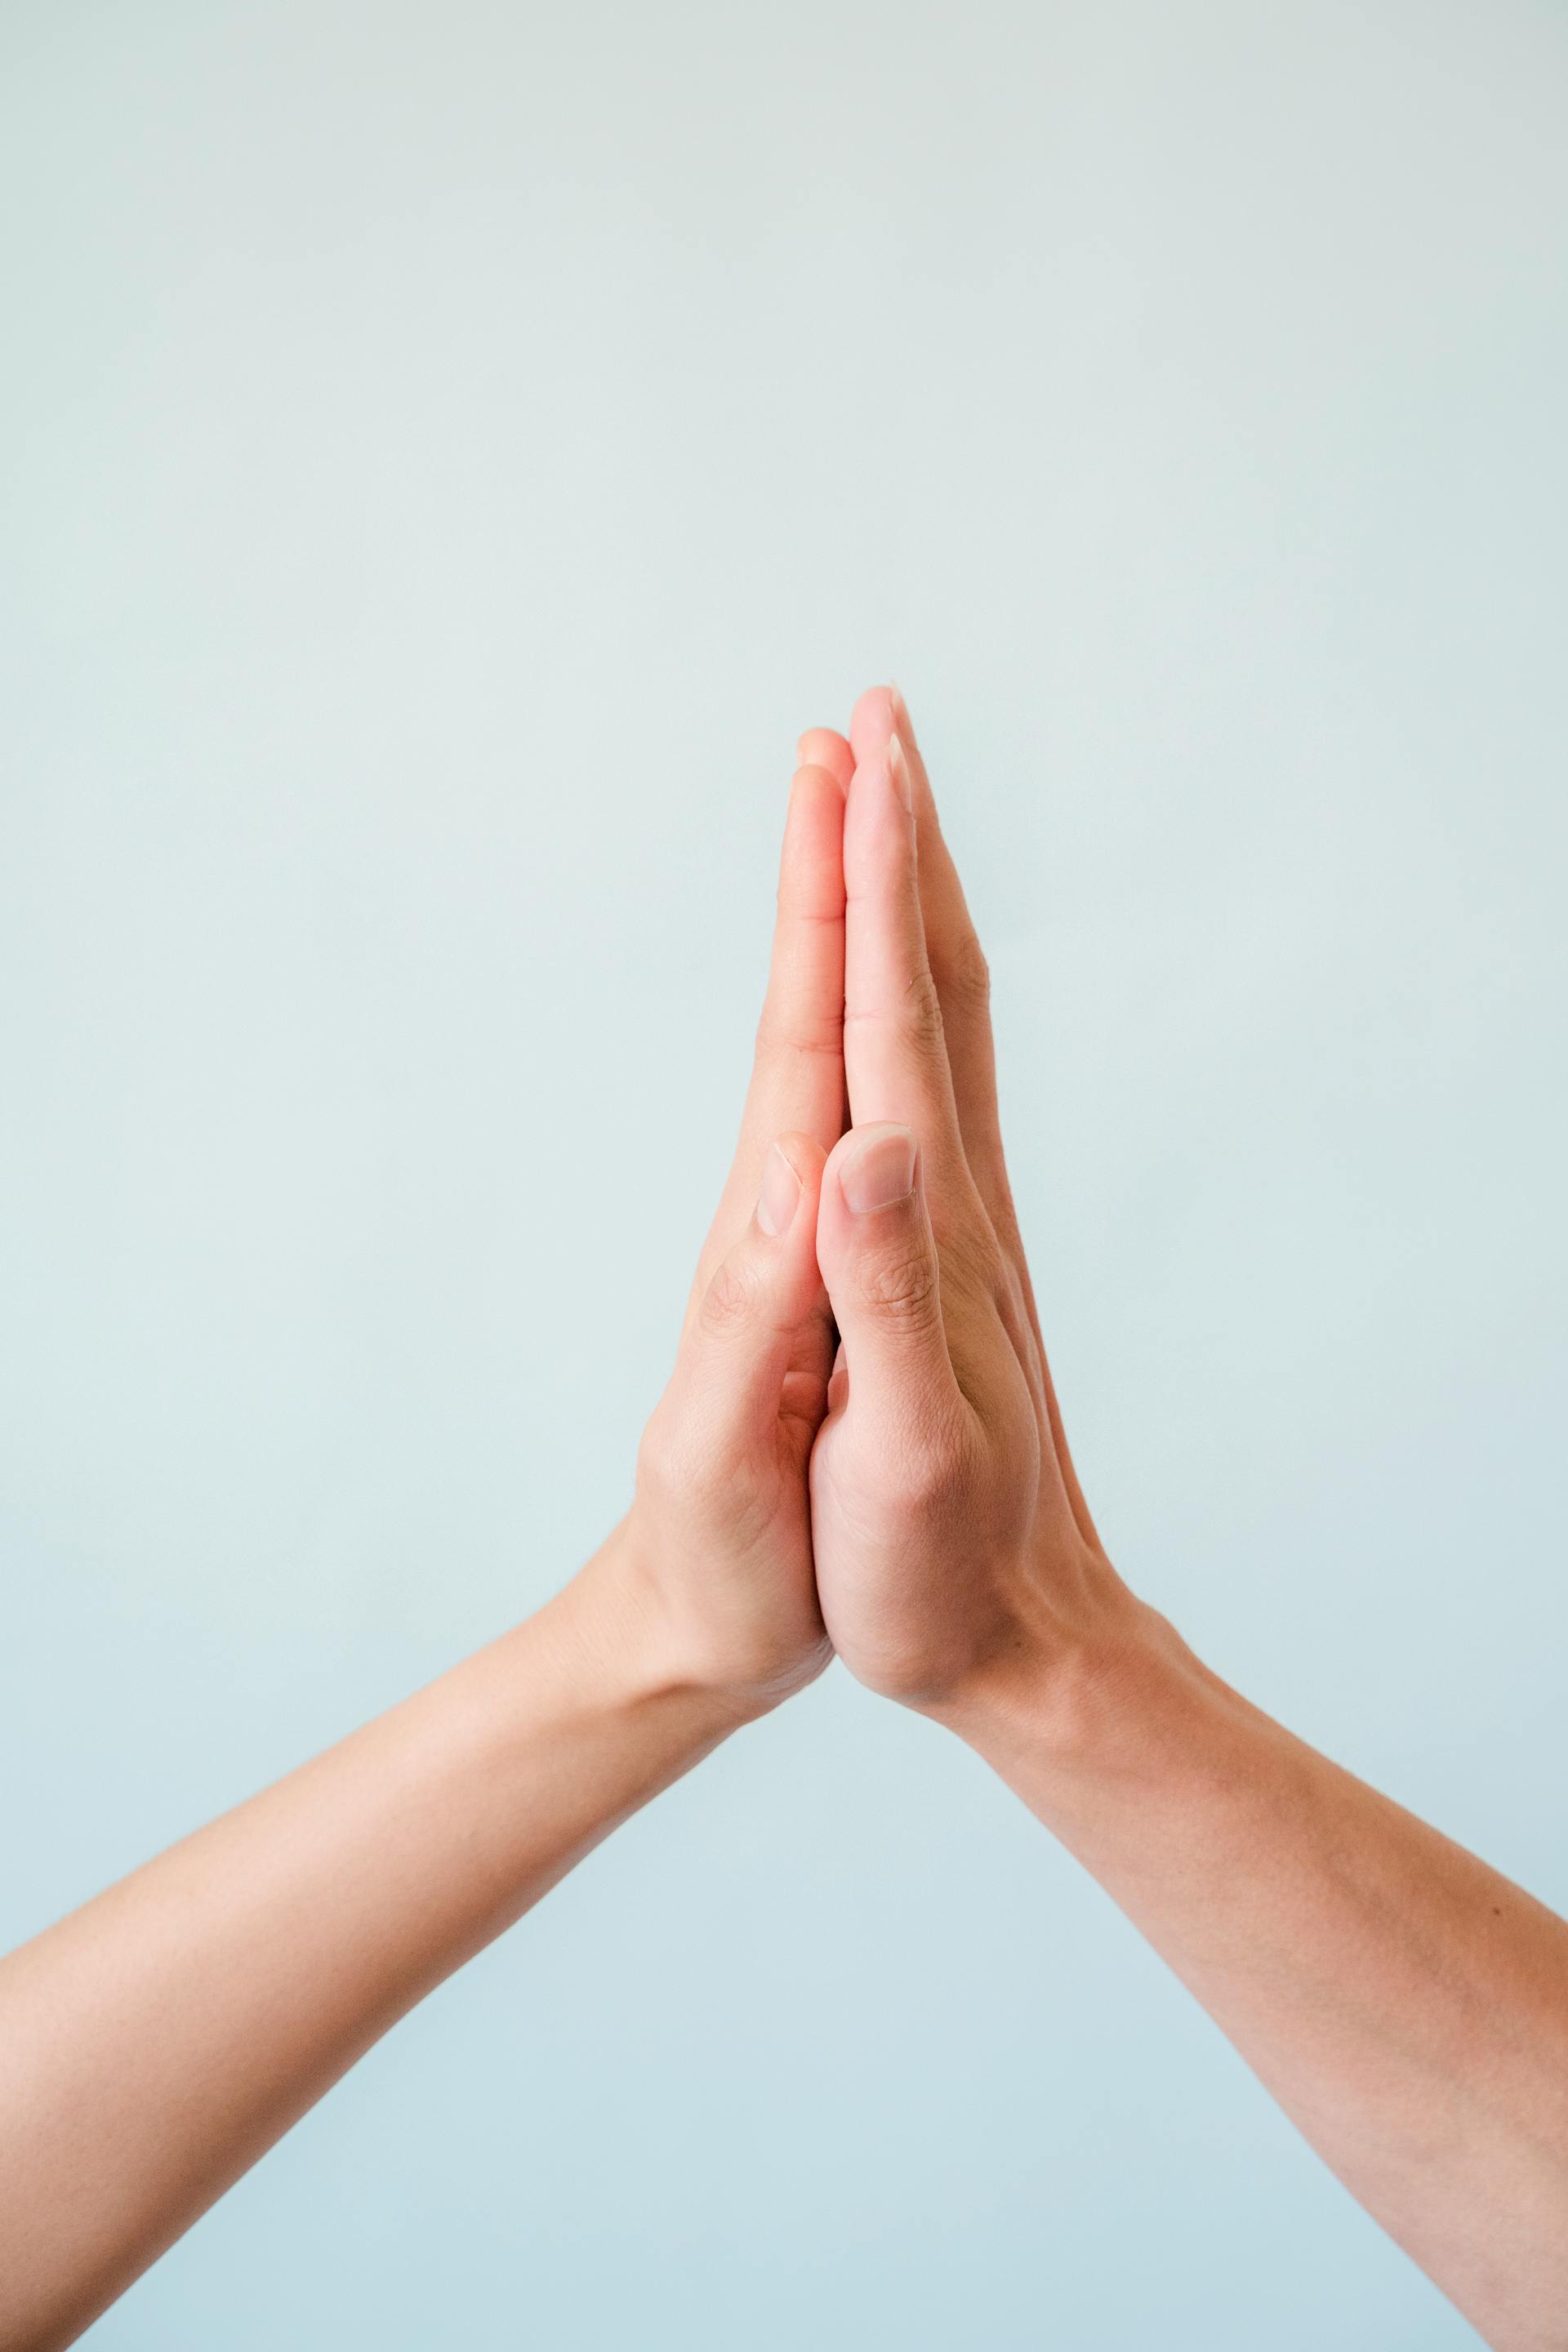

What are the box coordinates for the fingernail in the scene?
[840,1125,917,1214]
[757,1143,802,1236]
[887,733,914,813]
[889,681,916,746]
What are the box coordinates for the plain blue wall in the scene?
[2,3,1565,2344]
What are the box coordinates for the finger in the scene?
[849,685,1005,1213]
[813,1123,961,1428]
[742,762,847,1156]
[795,727,854,792]
[840,733,965,1177]
[852,686,1102,1555]
[689,761,846,1313]
[678,1134,831,1448]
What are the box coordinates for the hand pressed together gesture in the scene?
[5,684,1565,2352]
[627,680,1123,1729]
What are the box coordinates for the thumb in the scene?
[814,1123,957,1418]
[675,1133,830,1446]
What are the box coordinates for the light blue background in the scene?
[2,3,1565,2345]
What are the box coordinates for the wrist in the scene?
[558,1515,806,1739]
[922,1550,1223,1785]
[926,1559,1335,1912]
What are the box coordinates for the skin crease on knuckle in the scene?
[852,1245,944,1333]
[942,926,991,1017]
[942,1215,1008,1318]
[754,1006,844,1067]
[697,1253,765,1343]
[902,963,948,1049]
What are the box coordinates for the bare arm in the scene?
[0,1549,737,2351]
[0,731,855,2352]
[806,685,1568,2350]
[959,1612,1568,2348]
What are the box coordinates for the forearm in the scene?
[808,684,1568,2337]
[942,1583,1568,2352]
[0,1527,743,2352]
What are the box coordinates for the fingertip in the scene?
[831,1121,919,1216]
[779,764,849,934]
[777,1127,830,1183]
[849,685,897,767]
[819,1122,920,1239]
[795,728,854,791]
[840,728,913,884]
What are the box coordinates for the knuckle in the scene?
[899,964,947,1049]
[755,1005,842,1065]
[698,1253,762,1340]
[950,1218,1004,1302]
[943,927,991,1016]
[924,1195,1000,1308]
[856,1247,942,1333]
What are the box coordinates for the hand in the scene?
[807,688,1134,1717]
[800,693,1568,2352]
[608,731,854,1717]
[0,735,866,2352]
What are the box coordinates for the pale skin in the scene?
[1,691,1565,2351]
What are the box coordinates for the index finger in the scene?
[852,685,1102,1555]
[849,686,1004,1205]
[840,733,966,1181]
[688,758,847,1312]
